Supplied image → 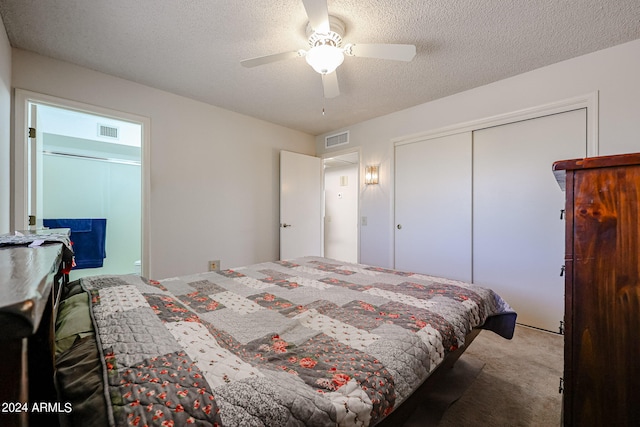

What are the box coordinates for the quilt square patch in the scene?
[258,269,294,280]
[309,260,357,275]
[181,291,226,313]
[212,291,263,315]
[251,292,293,309]
[250,292,304,317]
[318,277,372,292]
[94,285,148,315]
[188,279,227,294]
[234,276,275,290]
[107,350,222,427]
[261,277,302,289]
[216,269,245,279]
[145,294,200,323]
[243,332,395,426]
[165,321,263,388]
[364,266,415,277]
[275,260,300,269]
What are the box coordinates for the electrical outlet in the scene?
[209,260,221,272]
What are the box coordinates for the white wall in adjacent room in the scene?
[42,151,141,278]
[324,163,358,263]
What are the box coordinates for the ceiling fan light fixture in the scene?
[305,44,344,74]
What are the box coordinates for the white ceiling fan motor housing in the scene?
[306,15,346,47]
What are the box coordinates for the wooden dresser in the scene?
[0,230,71,427]
[553,153,640,426]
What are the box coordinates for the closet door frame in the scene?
[392,91,599,273]
[393,92,598,154]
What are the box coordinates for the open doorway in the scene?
[323,151,359,263]
[13,91,146,282]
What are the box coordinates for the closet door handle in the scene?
[397,224,402,230]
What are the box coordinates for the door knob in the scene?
[281,223,292,228]
[397,224,402,230]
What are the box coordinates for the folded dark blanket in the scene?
[43,218,106,269]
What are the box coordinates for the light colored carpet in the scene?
[402,324,564,426]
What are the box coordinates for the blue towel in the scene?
[43,218,107,269]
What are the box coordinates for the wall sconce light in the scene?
[365,165,379,185]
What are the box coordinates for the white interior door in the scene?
[395,132,473,281]
[473,108,587,332]
[280,150,322,259]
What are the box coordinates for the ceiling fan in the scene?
[240,0,416,98]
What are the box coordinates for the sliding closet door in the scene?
[473,109,587,332]
[395,132,472,281]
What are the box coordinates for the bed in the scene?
[51,256,516,427]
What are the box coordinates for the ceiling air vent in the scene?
[98,124,119,139]
[325,131,349,149]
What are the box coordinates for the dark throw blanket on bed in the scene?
[64,256,516,427]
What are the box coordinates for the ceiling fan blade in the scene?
[301,0,330,34]
[346,43,416,62]
[241,51,303,68]
[322,71,340,98]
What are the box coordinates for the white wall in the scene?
[0,18,11,234]
[317,39,640,268]
[11,49,316,279]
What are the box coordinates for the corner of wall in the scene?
[0,16,12,234]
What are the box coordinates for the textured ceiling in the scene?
[1,0,640,136]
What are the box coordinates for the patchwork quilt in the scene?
[81,256,516,427]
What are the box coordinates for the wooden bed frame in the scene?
[1,243,482,427]
[375,328,481,426]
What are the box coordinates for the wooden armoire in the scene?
[553,153,640,426]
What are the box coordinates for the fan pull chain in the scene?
[320,74,327,116]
